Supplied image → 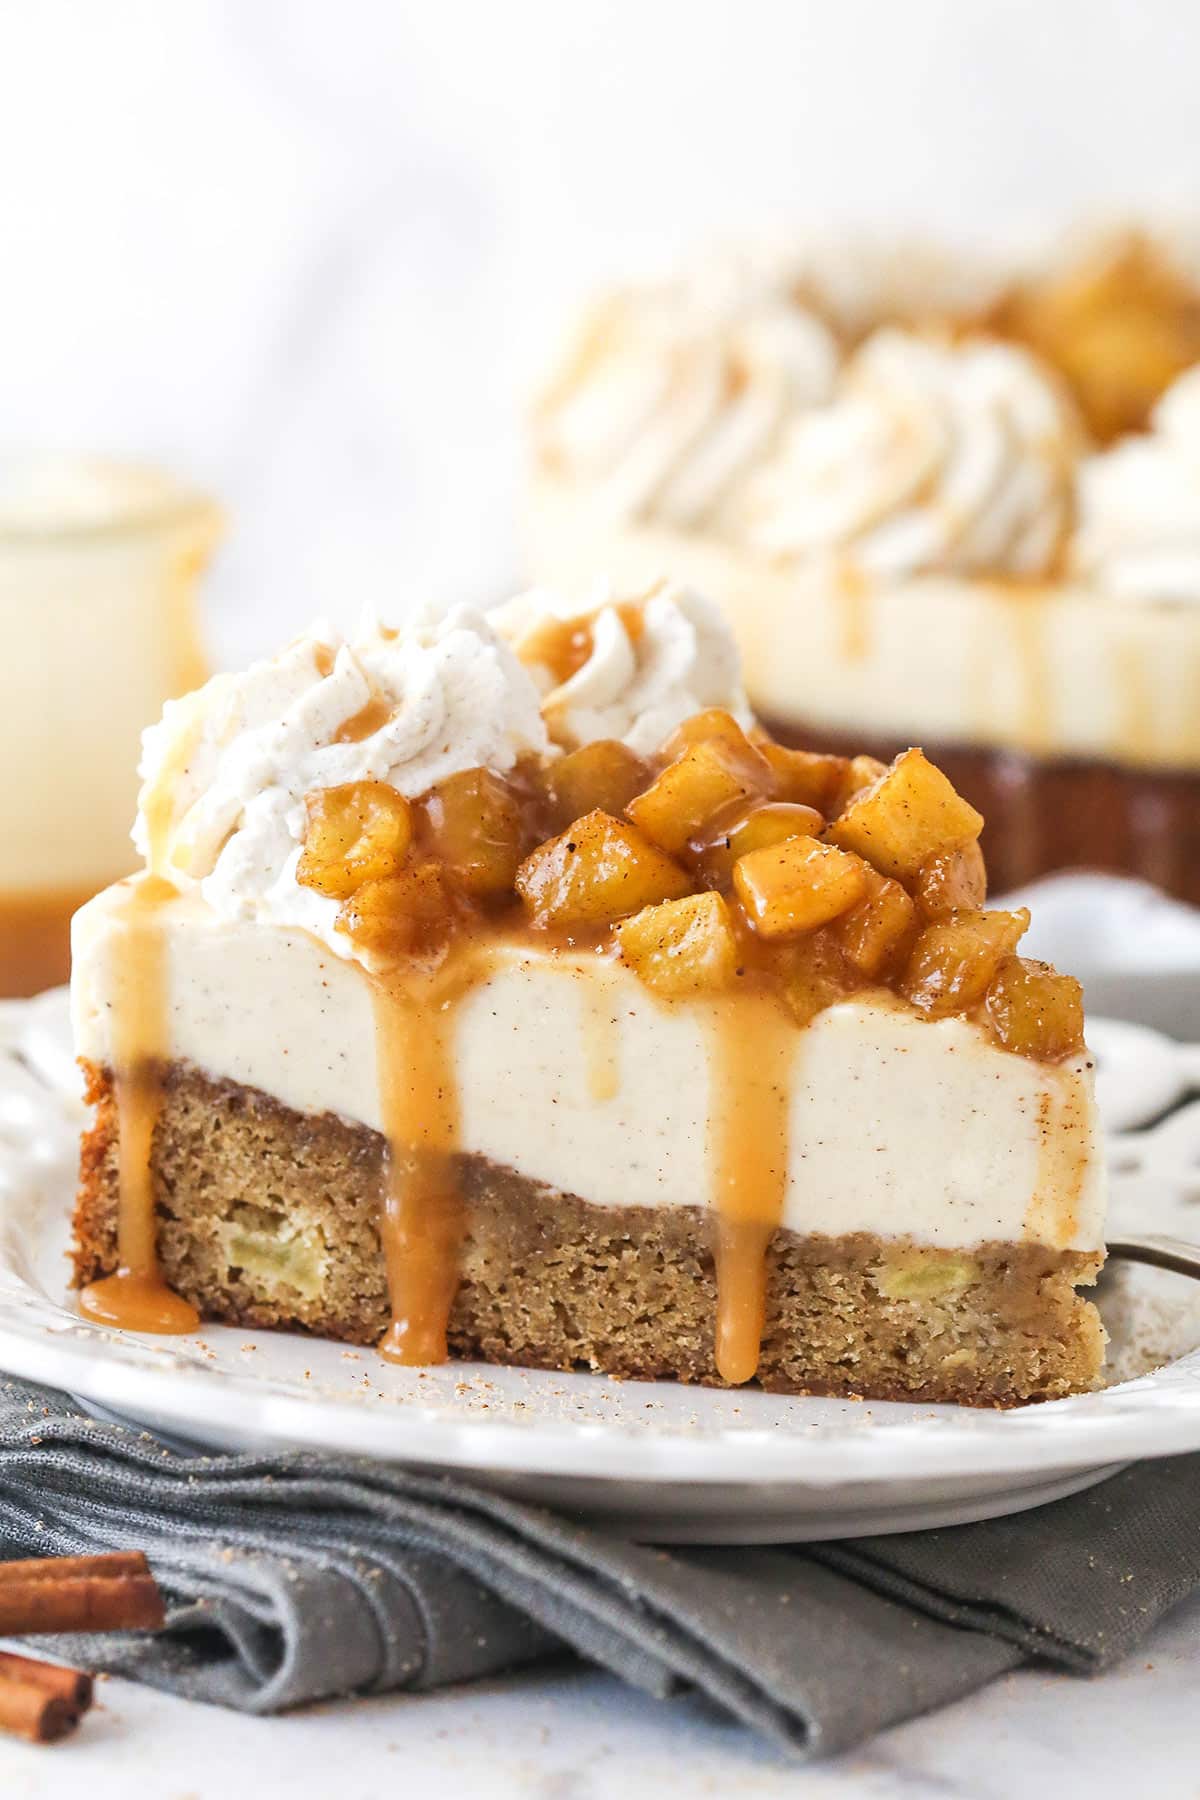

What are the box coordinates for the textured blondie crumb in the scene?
[73,1061,1105,1406]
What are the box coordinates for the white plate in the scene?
[2,989,1200,1543]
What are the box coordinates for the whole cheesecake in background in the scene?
[526,229,1200,901]
[0,456,219,994]
[72,581,1106,1405]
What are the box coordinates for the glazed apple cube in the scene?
[835,868,917,977]
[418,767,525,900]
[750,735,849,813]
[901,908,1030,1017]
[545,739,649,830]
[336,863,453,961]
[733,835,868,940]
[616,891,739,998]
[702,800,825,886]
[833,754,890,811]
[662,707,757,763]
[780,929,856,1026]
[515,809,691,930]
[627,737,771,856]
[297,781,413,899]
[985,956,1086,1060]
[914,839,988,917]
[826,748,984,880]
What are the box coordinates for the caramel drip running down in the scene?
[335,694,394,745]
[373,973,465,1365]
[1023,1068,1092,1248]
[580,982,620,1103]
[709,996,794,1385]
[836,563,872,665]
[78,876,200,1334]
[1008,588,1053,757]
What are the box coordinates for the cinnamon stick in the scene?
[0,1551,165,1635]
[0,1676,81,1744]
[0,1651,93,1711]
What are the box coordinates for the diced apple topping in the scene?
[826,748,984,880]
[544,739,648,830]
[515,809,691,930]
[901,908,1031,1017]
[293,708,1082,1060]
[336,864,453,961]
[617,891,739,998]
[835,868,917,977]
[733,835,868,940]
[417,768,525,900]
[834,754,890,812]
[662,706,757,763]
[297,781,413,899]
[700,800,825,886]
[985,956,1086,1061]
[780,929,856,1026]
[750,734,849,812]
[914,839,988,917]
[626,736,771,855]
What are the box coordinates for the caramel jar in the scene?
[0,457,220,995]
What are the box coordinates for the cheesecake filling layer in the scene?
[72,885,1105,1259]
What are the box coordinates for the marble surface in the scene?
[2,1593,1198,1798]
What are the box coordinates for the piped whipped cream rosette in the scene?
[132,584,755,961]
[1072,367,1200,603]
[134,609,553,953]
[491,580,752,755]
[533,270,838,533]
[741,330,1081,578]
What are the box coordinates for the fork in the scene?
[1107,1233,1200,1279]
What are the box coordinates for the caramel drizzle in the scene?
[1008,588,1053,756]
[78,875,199,1335]
[523,598,649,689]
[372,968,467,1366]
[335,694,394,745]
[709,996,793,1385]
[580,983,620,1103]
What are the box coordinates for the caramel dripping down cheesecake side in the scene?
[70,585,1107,1405]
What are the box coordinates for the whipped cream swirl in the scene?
[534,271,838,532]
[743,329,1079,578]
[1071,366,1200,602]
[135,607,551,952]
[493,580,752,757]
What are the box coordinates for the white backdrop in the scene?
[1,0,1198,664]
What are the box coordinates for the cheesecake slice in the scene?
[70,585,1106,1404]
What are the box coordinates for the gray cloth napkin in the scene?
[1,1376,1197,1761]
